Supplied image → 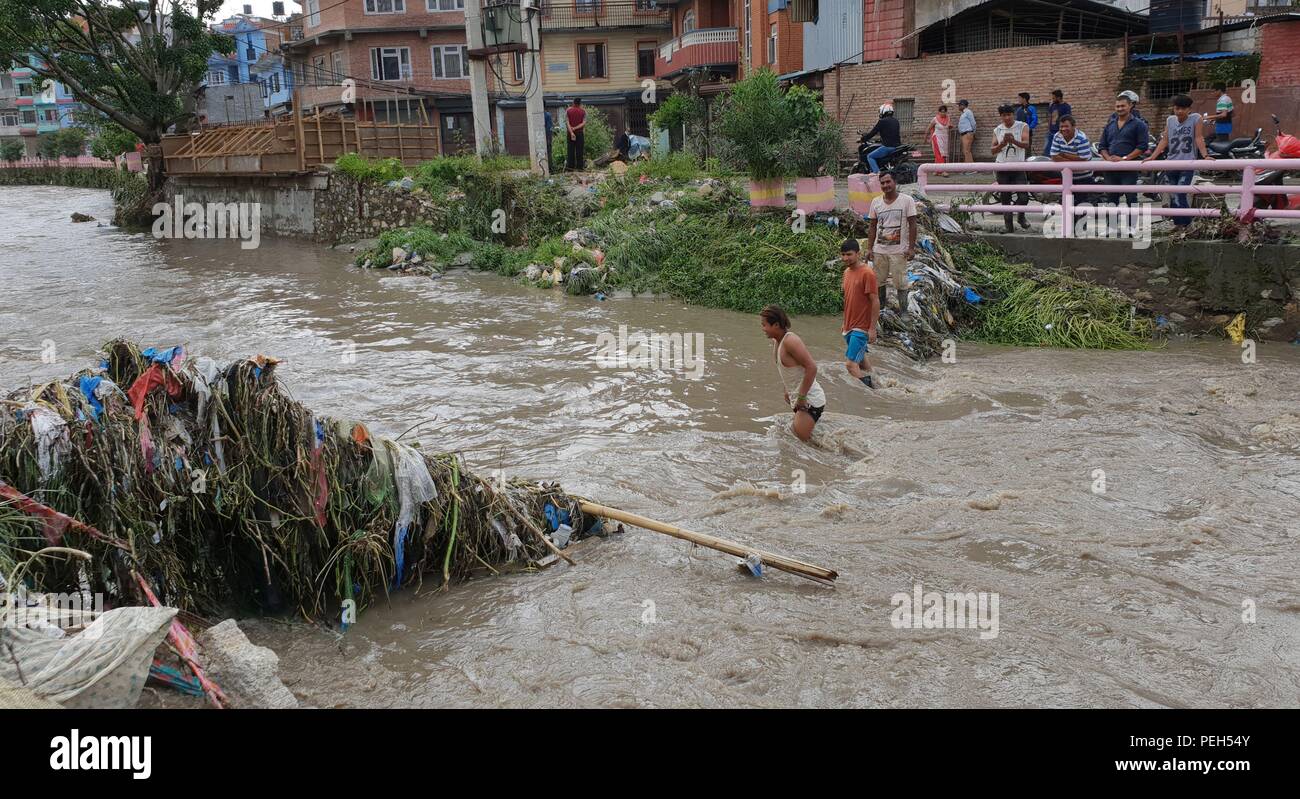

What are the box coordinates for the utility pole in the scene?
[464,0,494,157]
[521,0,548,175]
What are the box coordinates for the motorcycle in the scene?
[849,132,919,184]
[1203,126,1265,180]
[1254,114,1300,211]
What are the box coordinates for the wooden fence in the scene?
[161,111,442,176]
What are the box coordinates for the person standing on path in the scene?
[992,104,1030,232]
[957,99,977,164]
[1099,94,1149,207]
[761,305,826,442]
[927,105,951,165]
[1204,82,1234,143]
[838,238,879,390]
[1145,94,1207,228]
[1044,89,1071,155]
[565,97,586,171]
[1016,92,1038,152]
[865,171,918,314]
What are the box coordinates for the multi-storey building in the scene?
[6,58,82,156]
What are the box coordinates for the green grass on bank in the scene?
[346,153,1155,350]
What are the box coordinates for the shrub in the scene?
[627,151,700,182]
[335,153,406,183]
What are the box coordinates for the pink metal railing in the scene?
[918,159,1300,237]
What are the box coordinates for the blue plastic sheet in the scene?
[963,287,983,304]
[78,375,105,420]
[141,346,184,364]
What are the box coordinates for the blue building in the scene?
[204,16,274,87]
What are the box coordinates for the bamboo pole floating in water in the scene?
[578,502,838,586]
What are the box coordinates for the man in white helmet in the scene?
[861,103,903,174]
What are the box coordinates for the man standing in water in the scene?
[866,170,918,314]
[838,239,879,389]
[761,305,825,442]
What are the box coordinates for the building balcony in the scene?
[655,27,738,80]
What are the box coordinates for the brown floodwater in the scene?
[2,186,1298,708]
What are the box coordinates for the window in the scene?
[271,72,281,93]
[21,109,36,124]
[576,0,600,13]
[305,0,320,26]
[577,42,606,80]
[767,24,776,65]
[635,0,657,10]
[208,71,227,86]
[313,55,328,85]
[637,41,656,78]
[332,51,345,80]
[18,82,33,96]
[427,0,464,8]
[513,51,525,82]
[431,45,470,79]
[1,112,18,127]
[682,10,695,32]
[261,79,270,98]
[1147,78,1196,100]
[744,0,751,67]
[40,109,56,123]
[892,98,914,130]
[371,47,412,80]
[246,47,256,62]
[364,0,405,12]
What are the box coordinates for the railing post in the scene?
[1061,166,1073,239]
[1238,166,1255,219]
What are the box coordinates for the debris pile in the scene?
[0,340,595,621]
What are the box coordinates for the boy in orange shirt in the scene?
[840,238,879,389]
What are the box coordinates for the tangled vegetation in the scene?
[954,241,1156,349]
[344,151,1156,352]
[0,340,588,620]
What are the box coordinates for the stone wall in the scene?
[166,170,449,244]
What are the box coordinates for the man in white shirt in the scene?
[866,170,919,314]
[991,103,1030,232]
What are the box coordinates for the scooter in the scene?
[1254,114,1300,211]
[1203,126,1265,181]
[850,132,919,184]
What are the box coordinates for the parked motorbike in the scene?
[1254,114,1300,211]
[850,132,919,184]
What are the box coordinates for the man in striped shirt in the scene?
[1047,115,1096,203]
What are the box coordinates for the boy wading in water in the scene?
[761,305,825,442]
[839,239,879,389]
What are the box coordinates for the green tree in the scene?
[0,0,232,187]
[0,137,24,162]
[76,109,141,160]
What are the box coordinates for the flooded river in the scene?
[2,186,1298,708]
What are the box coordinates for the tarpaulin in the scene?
[78,375,105,420]
[141,345,184,365]
[126,363,183,420]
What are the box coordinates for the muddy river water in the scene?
[2,186,1298,707]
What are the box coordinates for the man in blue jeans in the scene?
[862,104,902,173]
[1099,94,1149,206]
[1145,94,1207,227]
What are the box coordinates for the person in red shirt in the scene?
[565,97,586,171]
[840,238,879,389]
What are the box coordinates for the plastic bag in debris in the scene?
[0,605,176,709]
[628,135,651,159]
[28,405,70,482]
[491,517,523,559]
[386,439,438,583]
[190,357,228,472]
